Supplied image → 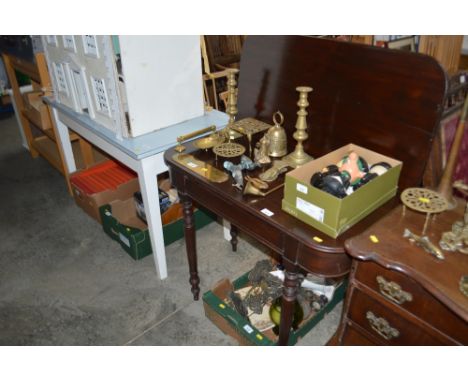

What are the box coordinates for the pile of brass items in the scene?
[172,153,229,183]
[403,228,445,260]
[193,132,225,150]
[283,86,314,168]
[231,118,273,159]
[439,202,468,254]
[175,125,216,153]
[401,188,448,234]
[213,142,245,158]
[259,160,290,182]
[267,111,287,157]
[244,260,283,314]
[460,276,468,297]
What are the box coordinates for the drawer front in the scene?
[355,262,467,344]
[340,323,377,345]
[348,288,449,345]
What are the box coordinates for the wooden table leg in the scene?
[278,268,300,346]
[230,224,238,252]
[181,192,200,300]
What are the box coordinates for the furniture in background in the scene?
[165,36,447,345]
[1,50,97,192]
[47,97,227,280]
[333,202,467,345]
[419,36,464,76]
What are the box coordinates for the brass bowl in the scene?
[193,134,225,150]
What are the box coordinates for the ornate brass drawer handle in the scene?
[376,276,413,305]
[366,311,400,340]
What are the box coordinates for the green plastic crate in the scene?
[99,203,216,260]
[203,271,347,345]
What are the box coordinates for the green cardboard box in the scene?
[99,198,216,260]
[282,143,402,238]
[203,271,346,346]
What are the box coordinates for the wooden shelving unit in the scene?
[2,51,100,193]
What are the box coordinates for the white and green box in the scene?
[282,143,402,238]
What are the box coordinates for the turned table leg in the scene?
[181,193,200,300]
[278,269,300,346]
[230,224,238,252]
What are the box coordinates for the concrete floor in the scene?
[0,113,342,345]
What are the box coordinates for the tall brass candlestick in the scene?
[437,94,468,209]
[225,68,239,141]
[284,86,314,167]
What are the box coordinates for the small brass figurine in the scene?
[283,86,314,167]
[254,133,271,165]
[439,201,468,254]
[403,228,445,260]
[267,111,287,158]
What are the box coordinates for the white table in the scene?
[45,97,228,280]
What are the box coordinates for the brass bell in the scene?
[267,111,287,157]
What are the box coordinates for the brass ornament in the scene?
[267,111,287,158]
[376,276,413,305]
[460,275,468,297]
[401,188,448,234]
[230,118,272,158]
[283,86,314,168]
[224,68,241,141]
[254,133,271,165]
[366,311,400,340]
[213,142,246,158]
[439,201,468,254]
[259,160,290,182]
[172,153,228,183]
[175,125,217,153]
[193,132,225,150]
[403,228,445,260]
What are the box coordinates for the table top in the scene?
[345,202,468,321]
[164,138,399,278]
[44,97,229,160]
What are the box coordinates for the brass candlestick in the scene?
[284,86,314,168]
[224,68,239,141]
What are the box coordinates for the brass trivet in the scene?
[230,118,272,135]
[401,188,448,213]
[401,188,448,234]
[213,142,245,158]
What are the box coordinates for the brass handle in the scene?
[176,125,216,143]
[376,276,413,305]
[366,311,400,340]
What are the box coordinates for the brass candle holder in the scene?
[224,68,240,141]
[284,86,314,168]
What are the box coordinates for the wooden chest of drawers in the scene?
[334,203,468,345]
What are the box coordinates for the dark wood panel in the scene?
[354,262,468,344]
[237,36,447,189]
[348,287,452,345]
[340,322,378,346]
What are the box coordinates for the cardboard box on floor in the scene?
[282,143,402,238]
[100,197,216,260]
[71,175,140,224]
[203,271,346,346]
